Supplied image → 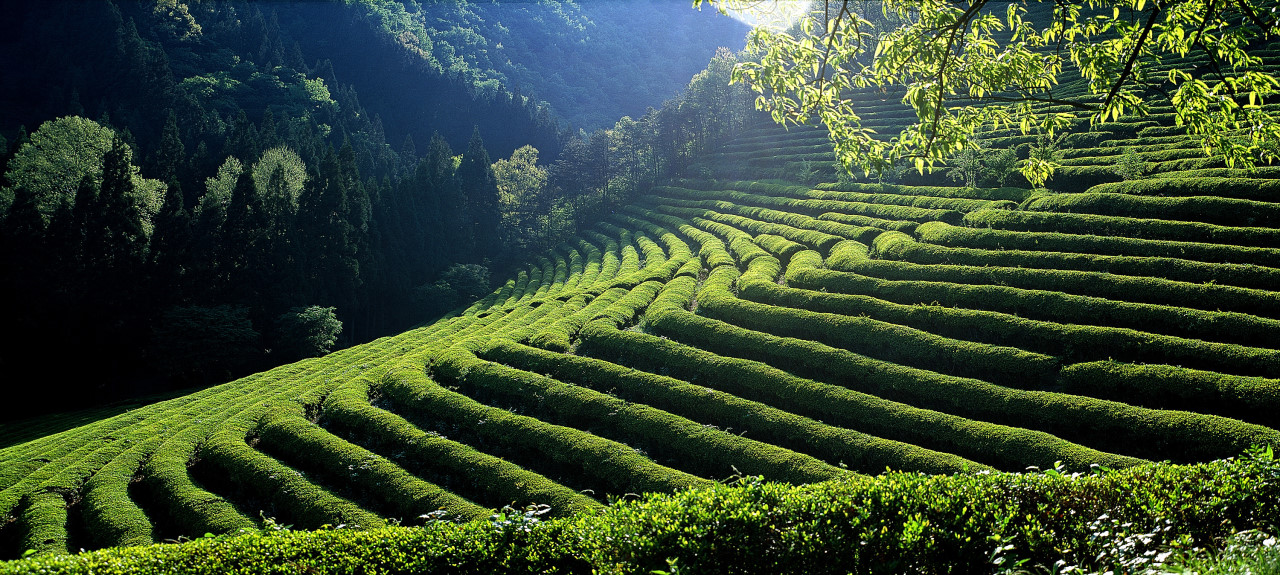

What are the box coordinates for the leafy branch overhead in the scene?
[695,0,1280,185]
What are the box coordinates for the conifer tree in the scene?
[155,110,185,185]
[148,180,192,305]
[458,127,500,260]
[424,132,466,258]
[221,169,268,305]
[297,147,357,311]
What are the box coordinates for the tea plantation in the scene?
[4,49,1280,574]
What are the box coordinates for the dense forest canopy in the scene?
[0,1,749,420]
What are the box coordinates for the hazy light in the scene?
[723,1,816,31]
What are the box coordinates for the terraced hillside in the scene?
[5,60,1280,561]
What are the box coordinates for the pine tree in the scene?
[155,110,185,185]
[458,127,500,260]
[85,137,146,275]
[221,169,267,304]
[1,186,48,306]
[424,133,466,258]
[148,180,192,305]
[297,148,357,310]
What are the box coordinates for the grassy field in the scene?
[3,53,1280,573]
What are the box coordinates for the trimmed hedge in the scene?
[321,377,601,517]
[486,338,988,474]
[869,234,1280,345]
[431,343,845,485]
[198,427,387,532]
[80,441,157,549]
[640,284,1280,463]
[255,414,487,524]
[813,181,1033,202]
[1059,361,1280,429]
[1086,177,1280,202]
[882,224,1280,318]
[718,180,1018,212]
[1025,192,1280,228]
[917,220,1280,268]
[754,233,806,261]
[698,260,1065,387]
[817,211,918,234]
[579,290,1139,472]
[530,289,627,352]
[383,357,711,497]
[16,491,72,557]
[654,185,964,225]
[779,251,1280,377]
[964,208,1280,249]
[865,227,1280,290]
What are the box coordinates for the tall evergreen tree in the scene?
[86,136,147,275]
[148,180,192,306]
[154,110,185,186]
[221,169,268,305]
[297,147,357,312]
[458,127,500,260]
[1,186,48,314]
[423,132,464,259]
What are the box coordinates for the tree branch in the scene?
[1100,3,1162,117]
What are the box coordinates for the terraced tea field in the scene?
[5,63,1280,560]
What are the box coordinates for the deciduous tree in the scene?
[697,0,1280,185]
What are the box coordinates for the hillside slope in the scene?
[3,43,1280,568]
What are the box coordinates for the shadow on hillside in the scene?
[0,387,201,450]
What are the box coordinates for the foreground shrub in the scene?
[3,450,1277,574]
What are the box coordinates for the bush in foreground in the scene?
[3,449,1277,575]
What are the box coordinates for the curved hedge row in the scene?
[578,284,1139,472]
[1026,193,1280,228]
[650,302,1280,463]
[867,229,1280,292]
[773,251,1280,377]
[321,377,601,517]
[813,181,1032,202]
[718,180,1017,212]
[1086,177,1280,202]
[917,221,1280,268]
[823,233,1280,351]
[255,414,487,524]
[754,233,806,260]
[382,356,710,497]
[1059,361,1280,429]
[702,260,1063,387]
[431,343,846,485]
[480,340,981,474]
[964,208,1280,248]
[654,186,963,225]
[860,228,1280,318]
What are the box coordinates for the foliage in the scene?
[150,305,261,381]
[946,146,986,187]
[440,264,492,302]
[1,117,164,225]
[273,305,343,360]
[494,145,551,251]
[252,147,307,211]
[1111,146,1149,180]
[198,156,243,220]
[2,452,1278,574]
[697,0,1280,186]
[1160,530,1280,575]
